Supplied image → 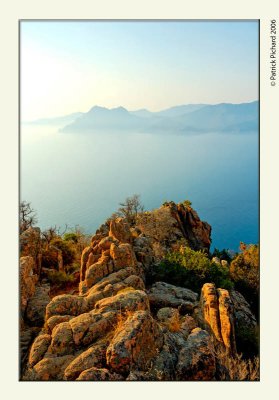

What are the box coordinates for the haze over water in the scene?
[21,125,258,251]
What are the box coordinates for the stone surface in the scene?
[148,281,198,312]
[45,294,87,320]
[109,218,132,243]
[176,328,216,380]
[106,310,163,374]
[110,243,137,270]
[77,367,123,381]
[217,288,236,354]
[64,341,108,380]
[95,289,149,314]
[48,322,75,356]
[20,256,38,315]
[32,355,75,380]
[230,290,257,331]
[26,284,50,326]
[200,283,236,353]
[28,334,51,367]
[200,283,223,342]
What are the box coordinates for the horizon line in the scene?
[23,99,259,123]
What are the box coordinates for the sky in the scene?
[21,21,259,121]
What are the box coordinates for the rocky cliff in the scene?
[20,202,257,381]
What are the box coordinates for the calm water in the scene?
[20,125,259,251]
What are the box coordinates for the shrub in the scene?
[50,237,76,266]
[214,343,259,381]
[235,324,259,358]
[212,248,232,262]
[230,243,259,317]
[47,270,75,286]
[63,232,79,243]
[149,246,234,292]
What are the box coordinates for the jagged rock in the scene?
[28,334,51,367]
[26,284,50,326]
[106,310,163,374]
[45,294,87,320]
[31,355,75,380]
[85,256,113,288]
[200,283,236,353]
[157,307,184,334]
[77,367,123,381]
[20,256,38,315]
[70,311,116,347]
[98,236,116,251]
[80,246,93,281]
[162,202,211,252]
[148,282,198,312]
[64,341,108,380]
[110,243,137,270]
[20,327,40,369]
[217,288,236,354]
[200,283,223,342]
[109,218,132,243]
[45,315,73,332]
[230,290,257,331]
[180,315,198,336]
[48,322,75,356]
[176,328,215,380]
[94,288,149,314]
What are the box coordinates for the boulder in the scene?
[176,328,216,380]
[45,315,73,332]
[106,310,163,374]
[48,322,75,356]
[26,284,50,326]
[64,341,108,380]
[94,289,149,314]
[148,282,198,312]
[200,283,223,342]
[200,283,236,353]
[28,334,51,367]
[77,367,123,381]
[32,355,75,380]
[230,290,257,331]
[45,294,87,320]
[110,243,137,270]
[217,288,236,354]
[109,218,132,243]
[85,256,113,288]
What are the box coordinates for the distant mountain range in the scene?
[25,102,259,134]
[24,112,84,126]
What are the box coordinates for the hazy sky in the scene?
[21,21,259,120]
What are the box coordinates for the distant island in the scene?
[24,101,259,134]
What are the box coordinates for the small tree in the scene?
[20,201,37,233]
[114,194,144,226]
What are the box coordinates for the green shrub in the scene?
[230,243,259,317]
[212,248,232,262]
[234,324,259,358]
[65,263,80,274]
[149,246,234,292]
[63,232,79,243]
[50,237,76,266]
[47,270,75,285]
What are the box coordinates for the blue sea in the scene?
[21,125,259,251]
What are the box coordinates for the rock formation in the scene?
[20,201,257,381]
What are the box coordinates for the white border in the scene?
[1,1,279,399]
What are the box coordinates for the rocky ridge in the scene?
[20,202,257,381]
